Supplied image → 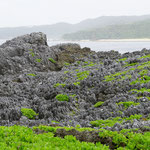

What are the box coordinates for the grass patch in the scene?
[21,108,38,119]
[76,71,90,80]
[49,58,56,63]
[117,101,140,109]
[55,94,69,102]
[54,83,66,88]
[90,114,142,128]
[27,73,36,77]
[94,102,104,108]
[73,82,80,86]
[35,59,41,63]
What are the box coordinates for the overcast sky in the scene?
[0,0,150,27]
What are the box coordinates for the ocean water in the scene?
[0,39,150,54]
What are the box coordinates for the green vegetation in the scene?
[51,120,60,124]
[73,82,80,86]
[70,94,76,98]
[64,71,69,74]
[54,83,66,88]
[94,101,104,107]
[64,62,70,66]
[138,54,150,59]
[0,126,109,150]
[117,101,140,109]
[21,108,38,119]
[130,75,150,85]
[90,114,142,128]
[98,129,150,150]
[63,19,150,40]
[49,58,56,63]
[27,73,36,77]
[55,94,69,102]
[83,62,97,67]
[139,69,148,76]
[29,52,35,57]
[77,71,90,80]
[118,58,127,62]
[104,68,135,82]
[130,88,150,94]
[32,125,150,150]
[35,58,41,63]
[124,62,139,67]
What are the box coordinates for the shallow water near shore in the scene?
[0,39,150,53]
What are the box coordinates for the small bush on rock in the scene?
[49,58,56,63]
[56,94,69,102]
[21,108,38,119]
[94,101,104,107]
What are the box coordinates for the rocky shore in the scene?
[0,32,150,132]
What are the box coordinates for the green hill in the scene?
[1,15,150,39]
[63,19,150,40]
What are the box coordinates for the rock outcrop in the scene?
[0,32,150,132]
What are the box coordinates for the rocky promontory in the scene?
[0,32,150,149]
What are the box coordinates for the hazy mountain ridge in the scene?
[63,19,150,40]
[0,15,150,39]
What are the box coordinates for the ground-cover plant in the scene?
[21,108,38,119]
[76,71,90,80]
[0,126,109,150]
[117,101,140,109]
[104,68,135,82]
[27,73,36,77]
[51,120,60,124]
[139,69,148,76]
[73,82,80,86]
[35,58,41,63]
[33,125,150,149]
[29,52,35,57]
[64,62,70,66]
[64,71,69,74]
[118,58,127,62]
[83,62,97,67]
[54,83,66,88]
[94,101,104,107]
[138,54,150,59]
[124,62,139,67]
[49,58,56,63]
[130,88,150,94]
[55,94,69,102]
[130,75,150,85]
[90,114,142,128]
[99,129,150,149]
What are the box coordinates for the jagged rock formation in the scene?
[0,32,150,131]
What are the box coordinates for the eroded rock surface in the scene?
[0,32,150,131]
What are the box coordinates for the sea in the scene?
[0,39,150,54]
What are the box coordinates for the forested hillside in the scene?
[63,20,150,40]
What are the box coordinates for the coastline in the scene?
[79,39,150,42]
[48,38,150,43]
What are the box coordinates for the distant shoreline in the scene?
[48,39,150,43]
[75,39,150,42]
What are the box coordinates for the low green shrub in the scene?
[54,83,66,88]
[0,126,109,150]
[27,73,36,77]
[90,114,142,128]
[35,59,41,62]
[117,101,140,109]
[73,82,80,86]
[76,71,90,80]
[21,108,38,119]
[55,94,69,102]
[94,101,104,107]
[49,58,56,63]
